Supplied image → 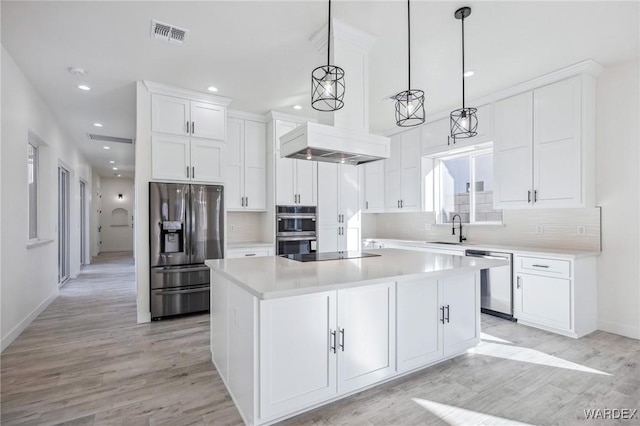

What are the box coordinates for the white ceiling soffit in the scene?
[1,1,638,178]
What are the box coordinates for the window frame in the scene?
[28,142,39,241]
[432,146,503,225]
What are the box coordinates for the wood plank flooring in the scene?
[2,252,639,425]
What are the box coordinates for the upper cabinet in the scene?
[152,94,226,140]
[273,120,317,206]
[385,128,420,211]
[226,117,266,211]
[318,163,360,252]
[494,75,596,209]
[361,161,385,213]
[150,91,228,183]
[421,104,493,154]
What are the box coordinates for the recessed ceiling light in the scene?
[463,70,475,78]
[112,167,118,170]
[78,84,91,91]
[293,105,302,110]
[207,86,218,92]
[109,160,115,164]
[93,122,103,127]
[103,146,110,150]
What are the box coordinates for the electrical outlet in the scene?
[425,223,432,231]
[577,225,586,236]
[535,224,544,235]
[230,224,236,232]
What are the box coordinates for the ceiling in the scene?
[2,1,638,179]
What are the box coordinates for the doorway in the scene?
[58,166,70,285]
[80,180,87,267]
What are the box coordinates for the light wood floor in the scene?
[2,252,639,425]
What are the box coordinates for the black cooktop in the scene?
[282,251,381,263]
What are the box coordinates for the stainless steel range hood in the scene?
[280,122,390,165]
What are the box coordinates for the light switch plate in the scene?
[535,224,544,235]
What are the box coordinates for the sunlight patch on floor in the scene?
[412,398,533,425]
[480,332,513,344]
[469,341,610,375]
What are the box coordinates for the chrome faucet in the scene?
[451,214,466,243]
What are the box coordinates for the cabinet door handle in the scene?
[330,329,337,353]
[447,136,450,146]
[339,328,345,351]
[516,275,521,289]
[534,190,538,203]
[445,305,450,323]
[241,197,244,207]
[366,201,369,210]
[528,190,531,203]
[244,253,256,257]
[191,121,195,134]
[186,121,190,134]
[440,306,445,324]
[246,197,248,207]
[186,166,190,178]
[401,200,404,208]
[192,166,195,179]
[532,264,549,268]
[397,200,400,208]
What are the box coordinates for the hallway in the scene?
[0,252,241,425]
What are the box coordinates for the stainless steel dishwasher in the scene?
[465,249,515,320]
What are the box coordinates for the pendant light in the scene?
[394,0,425,127]
[450,7,478,139]
[311,0,345,112]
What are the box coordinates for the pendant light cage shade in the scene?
[450,107,478,138]
[311,65,345,111]
[394,89,425,127]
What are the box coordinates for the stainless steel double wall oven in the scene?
[149,182,224,319]
[275,206,317,255]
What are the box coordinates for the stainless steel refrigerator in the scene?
[149,182,223,319]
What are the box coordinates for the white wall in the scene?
[595,58,640,339]
[100,177,134,252]
[1,47,93,351]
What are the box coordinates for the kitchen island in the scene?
[205,249,507,425]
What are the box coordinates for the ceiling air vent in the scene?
[88,134,135,145]
[151,20,188,45]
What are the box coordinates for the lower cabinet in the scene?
[226,246,274,259]
[397,274,479,372]
[514,254,597,338]
[259,282,395,419]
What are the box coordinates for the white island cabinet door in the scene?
[337,282,396,394]
[260,291,337,420]
[397,278,442,372]
[442,273,480,356]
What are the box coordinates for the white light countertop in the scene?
[205,248,507,300]
[363,238,600,259]
[227,242,274,250]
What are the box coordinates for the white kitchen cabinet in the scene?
[420,104,493,154]
[385,128,420,211]
[152,94,226,140]
[514,254,597,338]
[274,120,317,206]
[361,161,385,212]
[494,76,595,209]
[318,163,360,252]
[337,282,396,393]
[226,118,266,210]
[226,246,274,258]
[151,134,224,183]
[397,273,479,371]
[260,291,338,419]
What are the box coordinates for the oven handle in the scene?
[276,214,317,219]
[151,266,210,273]
[154,286,210,295]
[276,236,317,242]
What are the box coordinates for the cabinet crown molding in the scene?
[265,110,317,124]
[227,109,267,122]
[143,80,233,106]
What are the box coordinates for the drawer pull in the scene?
[532,264,549,268]
[244,253,256,257]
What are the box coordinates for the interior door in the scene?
[58,166,70,285]
[79,180,86,266]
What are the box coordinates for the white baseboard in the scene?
[598,319,640,340]
[1,289,58,352]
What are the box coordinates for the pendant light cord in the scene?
[461,12,465,109]
[327,0,332,67]
[407,0,411,91]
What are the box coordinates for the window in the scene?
[433,148,502,224]
[28,143,39,240]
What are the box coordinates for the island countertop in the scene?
[205,248,507,300]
